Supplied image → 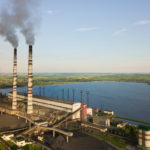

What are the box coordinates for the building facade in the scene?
[8,92,81,120]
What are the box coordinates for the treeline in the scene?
[1,74,150,89]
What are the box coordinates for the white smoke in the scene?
[0,0,39,47]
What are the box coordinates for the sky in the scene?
[0,0,150,73]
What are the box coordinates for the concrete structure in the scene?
[138,125,150,149]
[87,108,93,117]
[93,108,99,113]
[104,110,114,115]
[27,45,33,114]
[93,116,110,127]
[80,104,87,121]
[38,136,44,141]
[40,126,73,143]
[13,137,32,147]
[8,93,81,120]
[12,48,17,110]
[81,122,108,133]
[117,122,127,128]
[2,134,14,141]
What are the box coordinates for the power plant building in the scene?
[8,93,81,120]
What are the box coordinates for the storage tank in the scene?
[138,125,150,148]
[138,129,143,146]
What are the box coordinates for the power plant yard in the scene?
[1,0,150,149]
[0,96,115,150]
[0,15,145,150]
[0,114,27,131]
[43,131,109,150]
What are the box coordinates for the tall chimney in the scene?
[12,48,17,110]
[27,45,33,114]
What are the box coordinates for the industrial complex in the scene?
[8,92,83,120]
[0,45,150,150]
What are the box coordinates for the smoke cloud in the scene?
[0,9,18,48]
[0,0,39,47]
[12,0,40,45]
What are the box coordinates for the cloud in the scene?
[47,10,53,14]
[113,28,127,36]
[136,20,150,25]
[76,27,97,32]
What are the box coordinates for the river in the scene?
[1,81,150,122]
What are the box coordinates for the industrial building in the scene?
[104,110,114,115]
[93,116,110,127]
[8,92,82,120]
[138,125,150,149]
[8,45,89,121]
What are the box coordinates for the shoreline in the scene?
[1,80,150,90]
[113,115,150,126]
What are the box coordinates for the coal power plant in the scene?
[11,45,34,115]
[8,44,88,119]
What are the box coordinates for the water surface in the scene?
[1,81,150,122]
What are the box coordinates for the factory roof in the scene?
[17,92,76,105]
[138,125,150,131]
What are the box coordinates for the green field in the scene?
[0,143,6,150]
[1,73,150,89]
[84,131,128,149]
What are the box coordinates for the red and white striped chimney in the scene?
[12,48,17,110]
[27,45,33,114]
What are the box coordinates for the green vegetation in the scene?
[1,73,150,89]
[113,115,150,125]
[23,144,42,150]
[111,119,123,127]
[6,141,42,150]
[6,141,18,150]
[63,121,130,149]
[86,131,128,148]
[0,92,6,98]
[110,121,138,143]
[0,143,7,150]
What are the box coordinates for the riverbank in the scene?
[113,115,150,126]
[1,73,150,88]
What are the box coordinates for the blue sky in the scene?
[0,0,150,73]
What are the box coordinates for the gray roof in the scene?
[17,92,76,105]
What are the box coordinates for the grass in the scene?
[113,115,150,125]
[6,141,41,150]
[22,144,42,150]
[6,141,18,150]
[0,143,7,150]
[87,131,128,148]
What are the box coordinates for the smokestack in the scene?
[27,45,33,114]
[12,48,17,110]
